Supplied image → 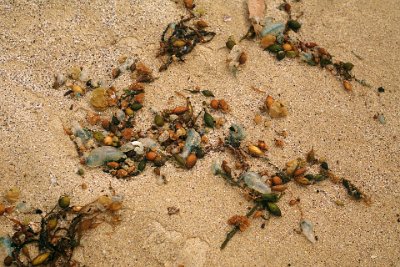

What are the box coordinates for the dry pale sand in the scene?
[0,0,400,266]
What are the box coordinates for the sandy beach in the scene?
[0,0,399,266]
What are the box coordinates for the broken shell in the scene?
[186,153,197,169]
[136,62,152,75]
[248,145,263,157]
[87,113,100,125]
[176,127,187,137]
[52,74,66,89]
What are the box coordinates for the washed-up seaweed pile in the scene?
[2,196,122,266]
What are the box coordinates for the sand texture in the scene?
[0,0,399,266]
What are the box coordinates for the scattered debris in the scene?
[48,0,373,255]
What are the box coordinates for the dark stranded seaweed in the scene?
[4,196,123,267]
[158,16,216,71]
[342,178,364,200]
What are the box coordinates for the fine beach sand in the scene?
[1,0,399,266]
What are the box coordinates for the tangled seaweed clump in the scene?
[2,196,123,266]
[157,15,216,71]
